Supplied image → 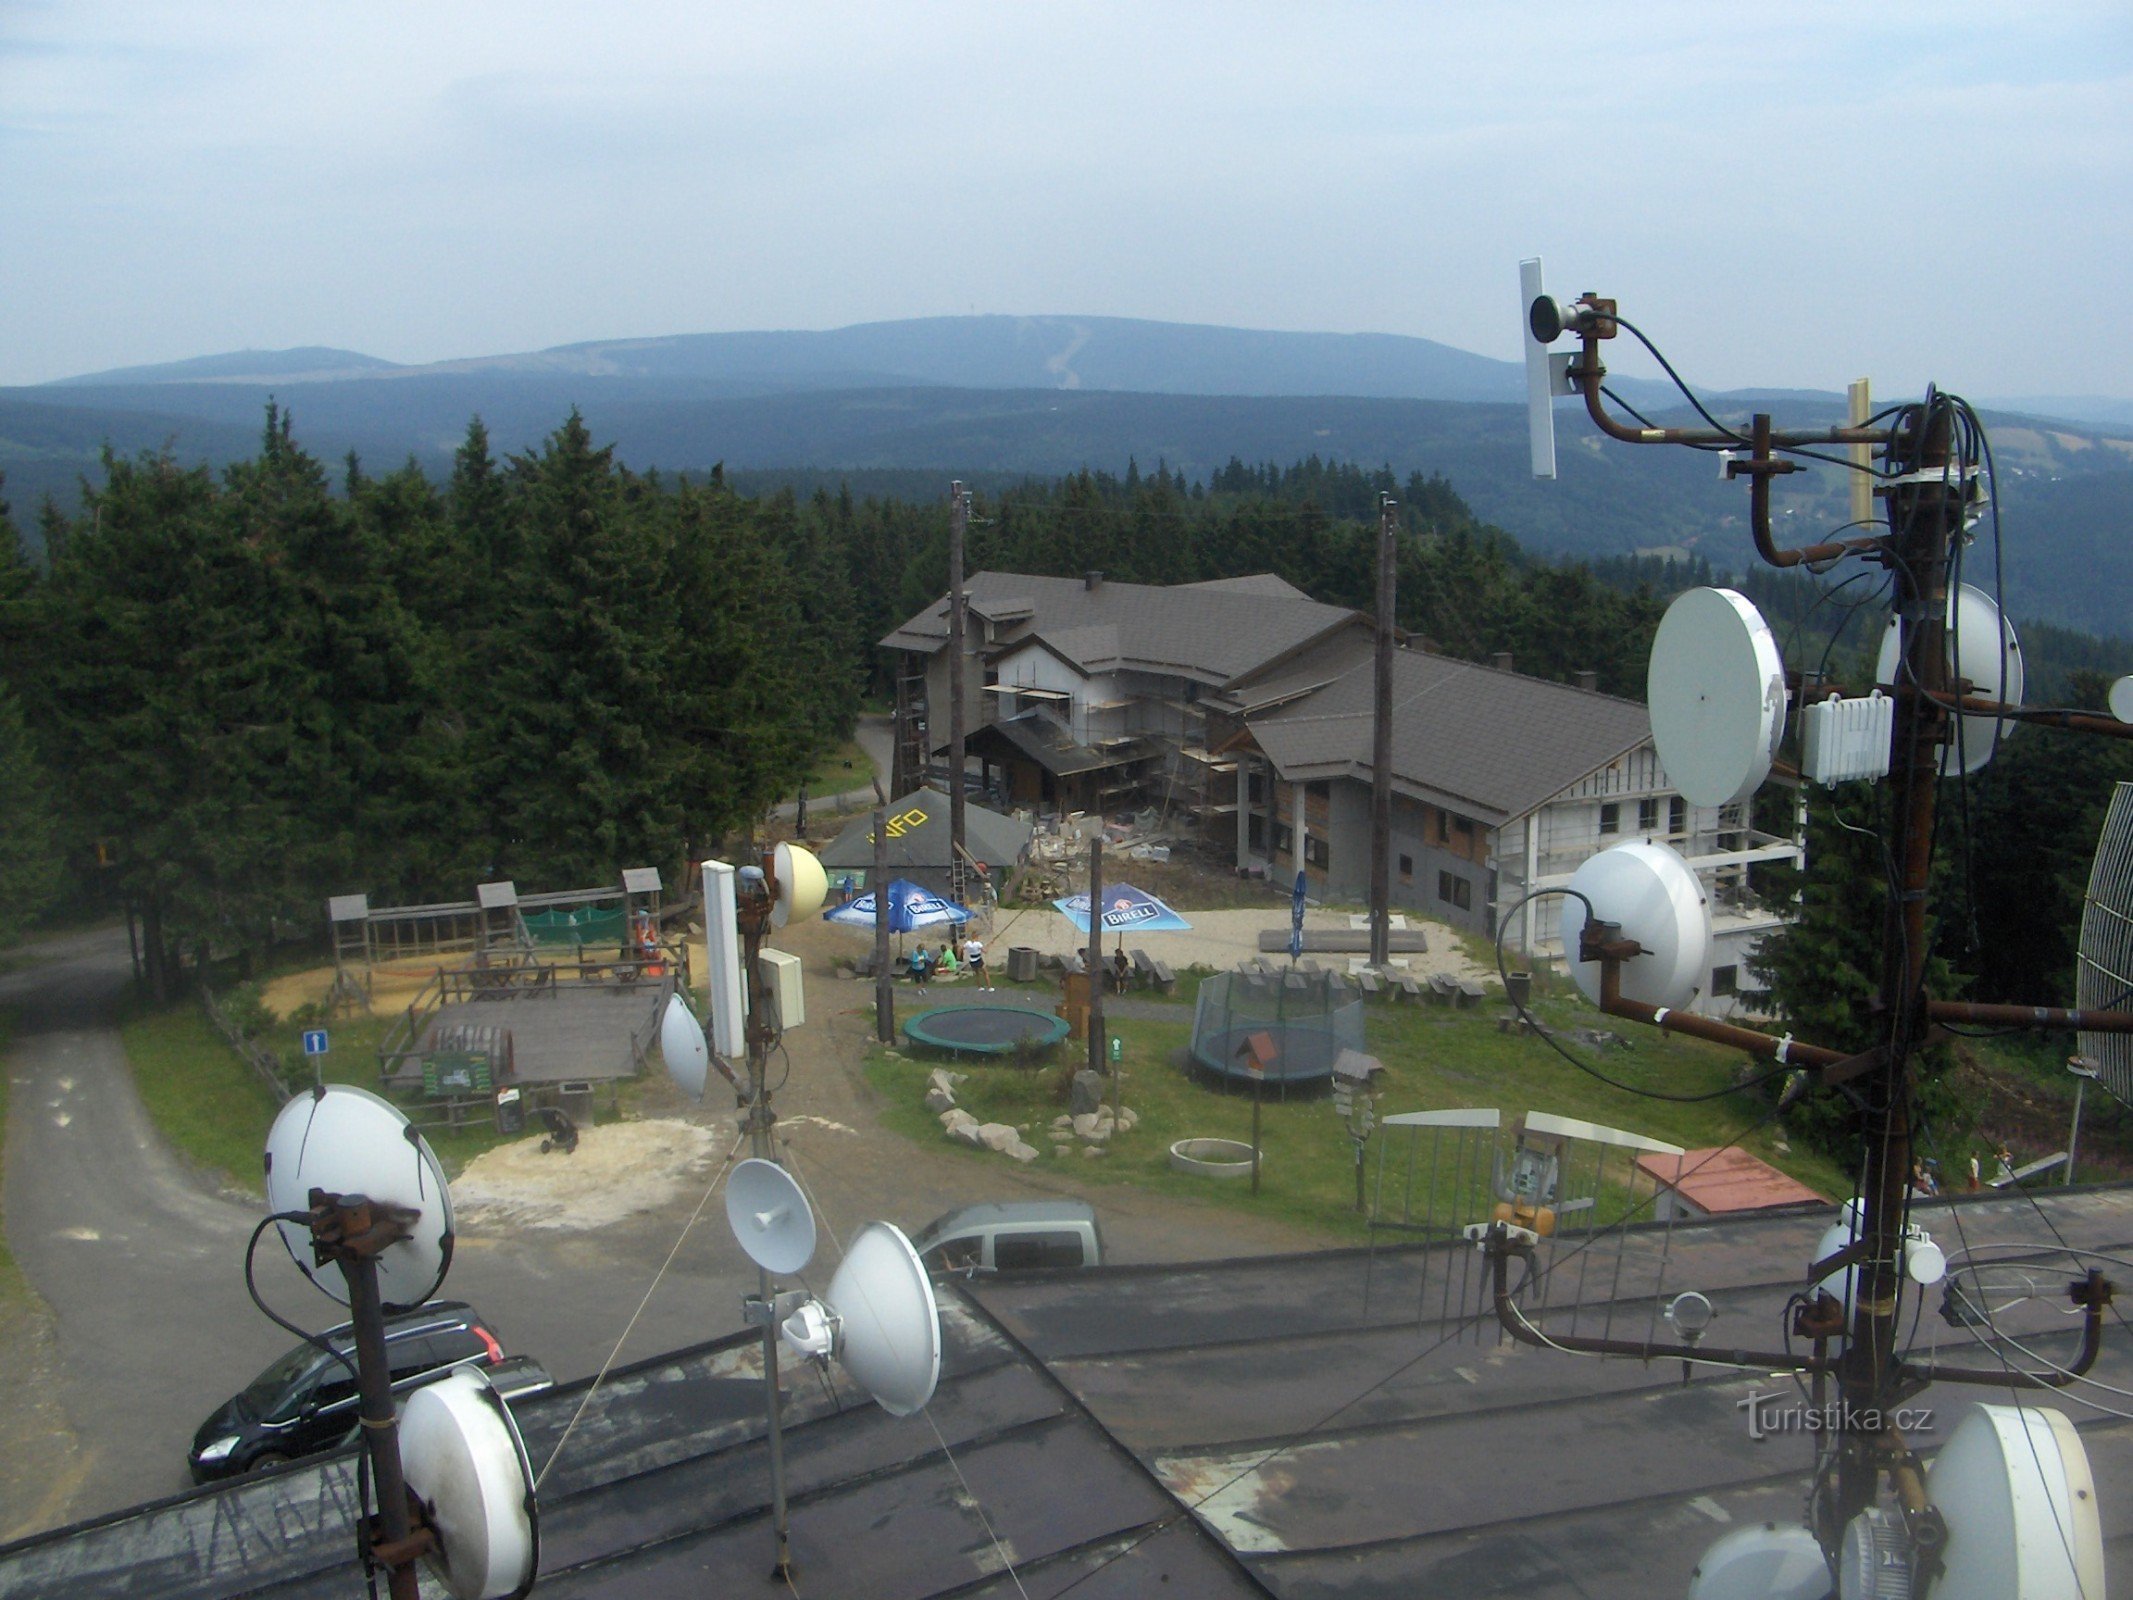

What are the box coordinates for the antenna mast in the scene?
[947,481,969,870]
[1369,492,1397,969]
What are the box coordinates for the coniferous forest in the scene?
[0,404,2126,1025]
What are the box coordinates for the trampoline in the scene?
[903,1005,1071,1059]
[1190,967,1365,1094]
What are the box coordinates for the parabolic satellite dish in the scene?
[1559,841,1711,1011]
[263,1085,454,1309]
[398,1368,540,1600]
[771,841,829,929]
[1874,582,2024,776]
[726,1157,818,1276]
[782,1221,941,1418]
[1647,587,1787,808]
[1925,1403,2103,1600]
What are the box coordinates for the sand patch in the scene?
[451,1119,719,1231]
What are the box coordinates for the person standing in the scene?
[964,933,990,990]
[908,943,932,995]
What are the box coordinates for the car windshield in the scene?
[234,1343,324,1421]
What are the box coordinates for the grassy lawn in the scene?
[122,988,545,1195]
[790,736,874,799]
[866,980,1852,1242]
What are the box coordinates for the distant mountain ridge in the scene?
[52,314,1655,407]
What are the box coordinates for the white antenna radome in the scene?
[263,1085,454,1309]
[770,841,829,929]
[726,1158,818,1276]
[782,1221,942,1417]
[1685,1522,1831,1599]
[1648,587,1787,808]
[397,1368,539,1600]
[701,858,746,1058]
[1924,1404,2103,1600]
[1559,840,1710,1011]
[1520,257,1574,480]
[2109,675,2133,725]
[659,994,712,1102]
[1873,583,2024,776]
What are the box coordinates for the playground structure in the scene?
[339,867,685,1128]
[1189,964,1366,1094]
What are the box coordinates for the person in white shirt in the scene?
[963,935,991,990]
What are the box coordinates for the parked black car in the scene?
[189,1301,530,1482]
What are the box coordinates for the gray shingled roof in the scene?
[883,571,1358,687]
[1239,645,1652,827]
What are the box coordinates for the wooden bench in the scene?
[1357,969,1383,998]
[1394,972,1426,1003]
[1456,977,1488,1008]
[1428,973,1459,1005]
[1148,955,1176,994]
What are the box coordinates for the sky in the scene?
[1,2,2128,397]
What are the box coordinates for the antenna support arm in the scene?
[1927,998,2133,1033]
[1902,1269,2114,1389]
[1581,925,1847,1069]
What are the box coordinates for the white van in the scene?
[911,1200,1103,1274]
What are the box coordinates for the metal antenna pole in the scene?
[737,858,796,1584]
[1827,401,1958,1543]
[948,482,969,866]
[873,807,894,1043]
[1369,492,1398,969]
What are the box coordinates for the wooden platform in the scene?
[405,981,668,1086]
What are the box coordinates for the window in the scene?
[1669,797,1686,835]
[995,1231,1086,1271]
[925,1236,982,1272]
[1305,835,1329,869]
[1711,965,1739,996]
[1638,798,1659,832]
[1273,824,1293,854]
[1453,815,1474,839]
[1437,871,1472,911]
[1599,802,1620,836]
[1398,853,1413,879]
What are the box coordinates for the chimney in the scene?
[1575,668,1598,693]
[1084,570,1104,591]
[1491,651,1514,673]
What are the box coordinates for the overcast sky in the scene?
[2,2,2127,397]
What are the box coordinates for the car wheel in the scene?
[248,1451,290,1473]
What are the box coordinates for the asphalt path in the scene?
[0,928,758,1534]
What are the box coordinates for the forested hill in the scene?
[5,379,2130,637]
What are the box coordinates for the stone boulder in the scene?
[1069,1069,1106,1115]
[923,1085,957,1115]
[977,1122,1021,1153]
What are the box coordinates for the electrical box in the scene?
[1801,692,1894,786]
[759,948,805,1032]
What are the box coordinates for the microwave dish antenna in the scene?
[1559,841,1710,1011]
[1873,582,2024,775]
[659,994,712,1102]
[781,1220,941,1417]
[263,1084,454,1310]
[771,841,829,929]
[1648,587,1787,808]
[726,1158,817,1276]
[397,1368,539,1600]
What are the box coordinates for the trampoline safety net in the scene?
[524,907,627,948]
[1190,968,1365,1090]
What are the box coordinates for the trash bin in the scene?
[494,1085,526,1136]
[1009,945,1040,983]
[1505,971,1533,1009]
[558,1079,596,1130]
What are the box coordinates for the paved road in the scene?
[0,929,757,1535]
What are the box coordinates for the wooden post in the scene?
[1087,834,1106,1079]
[873,808,894,1043]
[1370,492,1397,968]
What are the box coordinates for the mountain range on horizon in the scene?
[43,314,2133,433]
[6,313,2132,641]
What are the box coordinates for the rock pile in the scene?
[923,1065,1137,1163]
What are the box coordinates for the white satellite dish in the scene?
[781,1221,941,1417]
[1814,1202,1945,1314]
[2110,675,2133,725]
[264,1085,454,1309]
[771,841,829,929]
[1559,841,1710,1011]
[1874,582,2024,775]
[1686,1521,1831,1600]
[1927,1404,2103,1600]
[1648,587,1787,808]
[726,1158,818,1276]
[398,1368,539,1600]
[660,994,711,1102]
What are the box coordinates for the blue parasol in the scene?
[1052,884,1193,935]
[823,878,973,931]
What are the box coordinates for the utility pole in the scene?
[1369,492,1397,969]
[1086,833,1106,1083]
[947,481,969,868]
[873,807,894,1043]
